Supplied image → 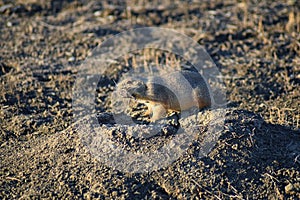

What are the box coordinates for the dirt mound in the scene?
[1,0,299,199]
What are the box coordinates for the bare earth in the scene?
[0,0,299,199]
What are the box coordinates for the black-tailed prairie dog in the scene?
[117,70,212,121]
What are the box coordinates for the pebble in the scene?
[285,183,294,194]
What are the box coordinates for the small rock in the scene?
[232,144,238,150]
[0,4,12,13]
[7,21,12,27]
[285,183,294,194]
[94,11,101,16]
[68,57,75,62]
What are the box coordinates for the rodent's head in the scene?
[117,78,148,100]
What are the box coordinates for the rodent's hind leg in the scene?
[149,103,167,122]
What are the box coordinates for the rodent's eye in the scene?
[136,81,146,88]
[126,80,133,85]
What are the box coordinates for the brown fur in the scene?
[118,70,211,121]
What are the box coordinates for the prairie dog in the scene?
[117,70,212,121]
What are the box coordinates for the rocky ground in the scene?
[0,0,299,199]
